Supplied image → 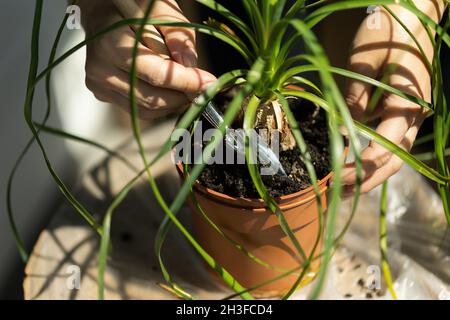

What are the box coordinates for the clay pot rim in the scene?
[175,86,349,209]
[177,162,329,207]
[176,140,347,210]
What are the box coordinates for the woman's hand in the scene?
[342,1,445,195]
[79,0,216,119]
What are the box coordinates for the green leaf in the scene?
[194,0,258,53]
[285,20,363,299]
[282,63,433,112]
[125,5,267,299]
[23,0,102,236]
[34,123,138,172]
[379,181,398,299]
[275,92,325,299]
[242,0,266,50]
[153,71,246,299]
[243,95,308,267]
[36,19,252,83]
[6,4,72,264]
[282,89,450,185]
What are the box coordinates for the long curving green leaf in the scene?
[150,74,246,297]
[221,94,346,300]
[287,19,362,298]
[153,73,246,299]
[285,0,307,18]
[305,0,396,28]
[272,0,288,22]
[264,19,296,82]
[279,89,362,251]
[156,60,266,300]
[275,92,325,299]
[243,94,308,270]
[146,20,254,63]
[98,68,245,299]
[281,63,433,111]
[36,19,252,84]
[308,108,343,300]
[379,181,398,299]
[382,5,432,73]
[23,0,102,236]
[34,123,139,172]
[98,0,160,300]
[6,6,71,263]
[97,68,245,299]
[431,12,450,226]
[97,15,253,300]
[306,0,450,48]
[120,1,270,300]
[242,0,266,50]
[194,0,258,54]
[282,89,450,185]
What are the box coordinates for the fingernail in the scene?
[204,72,217,82]
[182,47,198,68]
[201,80,216,92]
[171,51,183,64]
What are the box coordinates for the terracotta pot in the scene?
[175,94,348,298]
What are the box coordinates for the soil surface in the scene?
[195,94,331,198]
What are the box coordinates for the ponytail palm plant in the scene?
[10,0,450,300]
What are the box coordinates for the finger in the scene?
[87,79,185,120]
[112,67,190,111]
[147,0,197,67]
[86,56,190,110]
[112,32,216,92]
[97,64,190,110]
[342,116,423,196]
[91,9,216,93]
[342,90,423,185]
[112,0,170,57]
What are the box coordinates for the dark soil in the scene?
[195,94,331,199]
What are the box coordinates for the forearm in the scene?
[408,0,446,23]
[382,0,447,64]
[385,0,446,29]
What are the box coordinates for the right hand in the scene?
[79,0,217,119]
[341,1,444,195]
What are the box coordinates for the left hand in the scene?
[80,0,216,120]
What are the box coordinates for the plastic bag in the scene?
[292,165,450,300]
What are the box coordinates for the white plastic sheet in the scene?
[293,165,450,300]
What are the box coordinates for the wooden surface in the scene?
[23,121,448,300]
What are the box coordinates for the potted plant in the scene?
[11,0,450,300]
[173,88,348,297]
